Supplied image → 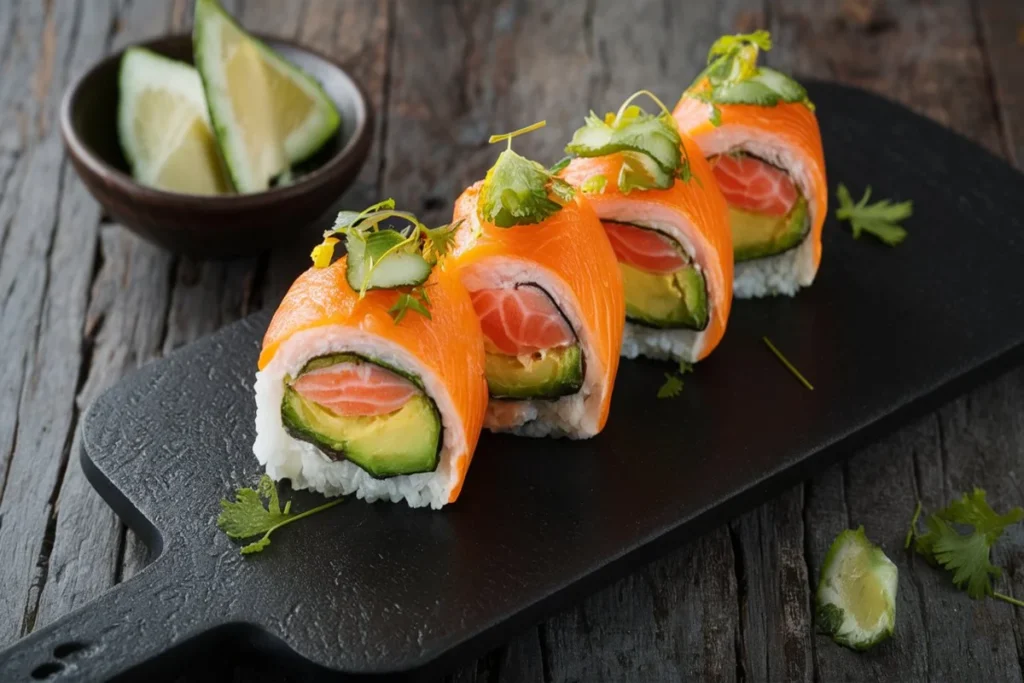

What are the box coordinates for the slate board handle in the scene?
[0,557,196,681]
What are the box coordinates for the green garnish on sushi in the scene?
[309,199,460,324]
[564,90,691,193]
[478,121,576,228]
[692,31,814,113]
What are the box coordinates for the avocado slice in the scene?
[621,262,709,330]
[280,355,441,479]
[731,195,809,262]
[485,345,584,400]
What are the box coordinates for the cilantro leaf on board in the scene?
[836,184,912,246]
[217,475,344,555]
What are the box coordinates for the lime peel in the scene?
[816,526,898,651]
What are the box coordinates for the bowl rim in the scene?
[59,32,373,209]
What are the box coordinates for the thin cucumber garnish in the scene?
[310,200,459,324]
[565,90,691,193]
[816,527,898,650]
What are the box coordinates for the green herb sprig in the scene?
[565,90,690,194]
[478,121,575,228]
[217,475,344,555]
[687,31,814,124]
[657,360,693,399]
[309,200,460,324]
[835,184,912,246]
[906,488,1024,606]
[762,336,814,390]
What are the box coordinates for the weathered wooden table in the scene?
[1,1,1022,680]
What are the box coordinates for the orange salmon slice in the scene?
[710,154,797,216]
[603,222,686,275]
[470,286,575,356]
[292,362,420,417]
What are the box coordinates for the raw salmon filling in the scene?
[709,152,810,262]
[469,285,585,400]
[280,353,443,479]
[601,222,709,331]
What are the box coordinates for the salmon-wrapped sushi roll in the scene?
[254,203,488,508]
[450,124,625,439]
[560,93,732,363]
[673,31,827,298]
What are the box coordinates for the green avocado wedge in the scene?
[484,345,584,400]
[621,262,709,330]
[730,195,809,262]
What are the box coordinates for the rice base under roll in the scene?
[254,258,488,509]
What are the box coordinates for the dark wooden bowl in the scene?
[60,34,373,259]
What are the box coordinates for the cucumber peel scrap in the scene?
[816,526,898,651]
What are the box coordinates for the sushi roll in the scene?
[560,92,733,363]
[253,203,488,508]
[673,31,827,298]
[450,123,625,439]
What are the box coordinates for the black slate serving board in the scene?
[3,82,1024,681]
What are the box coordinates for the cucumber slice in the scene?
[618,151,674,193]
[117,48,231,195]
[345,231,431,292]
[710,79,781,106]
[754,67,809,103]
[816,527,898,651]
[193,0,341,192]
[566,116,681,173]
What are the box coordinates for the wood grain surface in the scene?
[0,1,1021,681]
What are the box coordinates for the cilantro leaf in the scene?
[693,31,814,111]
[909,488,1024,603]
[217,475,344,555]
[479,148,566,227]
[657,373,684,399]
[388,287,432,325]
[422,220,461,263]
[835,183,912,246]
[923,516,1002,599]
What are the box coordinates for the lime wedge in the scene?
[117,47,231,195]
[193,0,341,192]
[816,527,898,650]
